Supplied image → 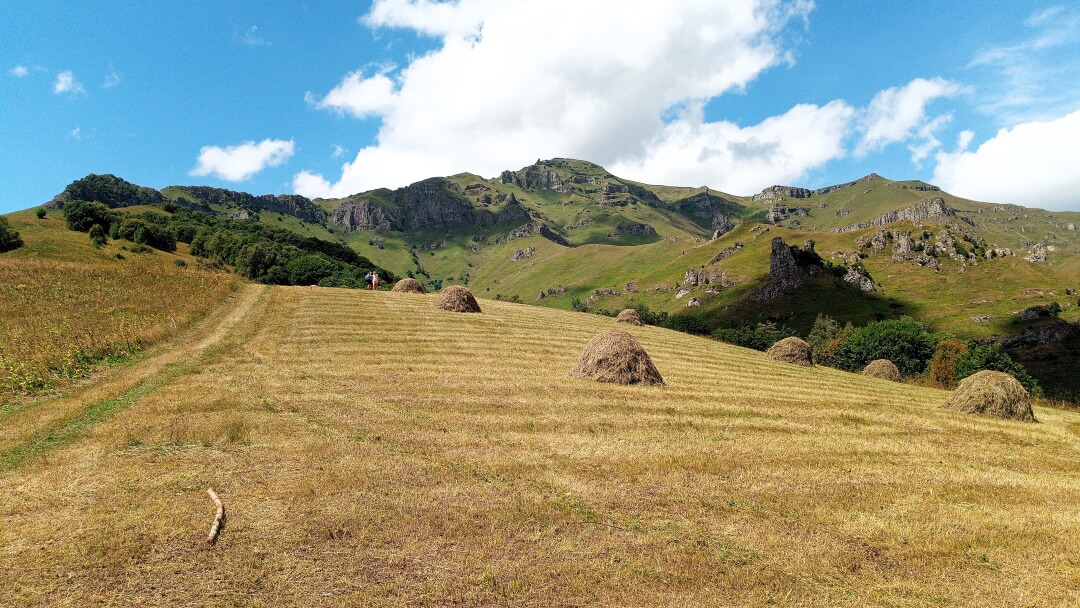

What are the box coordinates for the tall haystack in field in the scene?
[767,336,813,367]
[615,309,643,326]
[569,329,664,386]
[391,278,426,293]
[943,370,1036,422]
[863,359,902,382]
[434,285,482,313]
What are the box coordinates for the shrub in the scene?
[0,216,24,252]
[285,254,341,286]
[955,343,1040,395]
[630,304,668,326]
[665,314,711,335]
[1048,301,1062,316]
[89,224,107,247]
[830,318,939,376]
[63,200,116,232]
[712,321,796,351]
[35,208,46,219]
[928,338,969,388]
[114,218,177,252]
[174,259,187,268]
[807,314,841,361]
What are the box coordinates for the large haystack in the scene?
[943,370,1036,422]
[615,308,643,326]
[434,285,481,313]
[391,278,426,293]
[569,329,664,386]
[863,359,902,382]
[767,336,813,367]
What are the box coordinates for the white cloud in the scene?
[609,100,855,193]
[102,69,121,88]
[932,108,1080,210]
[53,70,85,95]
[190,139,296,182]
[69,127,83,141]
[296,0,817,198]
[956,129,974,151]
[856,77,963,157]
[331,144,347,158]
[10,65,28,77]
[238,25,270,46]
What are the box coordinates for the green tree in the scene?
[35,208,47,219]
[0,216,24,252]
[831,318,940,376]
[63,200,116,232]
[955,343,1040,394]
[88,223,107,247]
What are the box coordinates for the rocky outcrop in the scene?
[1025,244,1047,263]
[708,242,744,265]
[511,247,535,262]
[606,223,657,238]
[1000,318,1078,348]
[766,203,810,224]
[331,198,393,232]
[170,186,327,223]
[843,266,875,292]
[500,221,570,246]
[834,198,956,233]
[750,237,818,301]
[536,286,566,300]
[683,267,738,288]
[686,298,702,307]
[753,186,812,202]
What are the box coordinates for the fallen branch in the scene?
[206,487,225,547]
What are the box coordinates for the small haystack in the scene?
[863,359,902,382]
[569,329,664,386]
[767,336,813,367]
[615,308,643,326]
[943,370,1036,422]
[434,285,482,313]
[391,278,426,294]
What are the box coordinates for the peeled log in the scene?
[206,488,225,547]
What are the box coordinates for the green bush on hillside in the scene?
[89,224,107,247]
[113,218,177,252]
[712,321,796,351]
[665,314,711,335]
[0,216,24,252]
[830,318,940,376]
[35,208,46,219]
[63,200,117,232]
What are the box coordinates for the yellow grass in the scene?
[1,287,1079,606]
[0,211,239,400]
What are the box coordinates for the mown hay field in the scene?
[0,210,239,400]
[1,286,1079,606]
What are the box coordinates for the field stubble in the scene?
[1,287,1078,606]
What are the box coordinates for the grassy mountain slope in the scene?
[2,286,1078,606]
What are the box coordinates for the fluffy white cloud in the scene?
[102,70,121,88]
[856,77,963,157]
[10,65,28,77]
[53,70,85,95]
[932,108,1080,210]
[609,100,855,193]
[296,0,819,198]
[190,139,296,182]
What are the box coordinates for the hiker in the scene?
[371,271,379,290]
[364,271,373,288]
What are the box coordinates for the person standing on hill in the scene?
[371,271,380,290]
[364,271,373,288]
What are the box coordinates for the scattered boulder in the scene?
[511,247,535,262]
[686,298,701,307]
[568,329,664,386]
[942,371,1036,422]
[1025,244,1047,263]
[391,278,426,294]
[843,266,875,292]
[615,309,643,326]
[767,337,813,367]
[434,285,481,313]
[862,359,902,382]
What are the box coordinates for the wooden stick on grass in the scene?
[206,488,225,547]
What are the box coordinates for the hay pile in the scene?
[569,329,664,386]
[863,359,902,382]
[391,278,426,293]
[434,285,482,313]
[943,370,1036,422]
[615,309,643,326]
[766,336,813,367]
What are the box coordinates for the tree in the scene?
[35,208,46,219]
[0,216,23,252]
[928,338,969,388]
[63,200,116,232]
[89,224,107,247]
[955,343,1040,394]
[830,318,940,376]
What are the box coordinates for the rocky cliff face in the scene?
[169,186,327,223]
[331,198,393,232]
[500,221,570,246]
[750,237,819,301]
[753,185,812,202]
[834,198,956,233]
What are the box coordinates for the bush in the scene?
[956,343,1040,394]
[807,314,841,361]
[630,304,668,326]
[89,224,107,247]
[1048,301,1062,316]
[830,318,939,376]
[174,259,187,268]
[928,338,969,388]
[665,314,711,335]
[114,218,177,252]
[63,200,116,232]
[285,254,342,286]
[35,208,46,219]
[0,216,24,252]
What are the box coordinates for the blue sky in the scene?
[3,1,1080,214]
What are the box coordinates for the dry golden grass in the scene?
[0,211,238,400]
[1,287,1079,607]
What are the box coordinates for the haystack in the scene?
[434,285,481,313]
[942,370,1036,422]
[615,308,643,326]
[391,278,426,293]
[766,336,813,367]
[863,359,902,382]
[569,329,664,386]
